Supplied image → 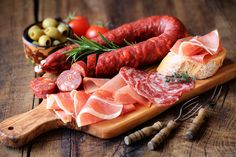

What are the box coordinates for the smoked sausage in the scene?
[41,15,187,77]
[41,46,75,74]
[71,60,88,77]
[93,16,187,76]
[56,70,82,92]
[31,77,57,98]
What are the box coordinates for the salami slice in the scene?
[147,72,193,95]
[42,73,58,81]
[119,67,194,106]
[71,60,88,77]
[31,77,57,98]
[56,70,82,92]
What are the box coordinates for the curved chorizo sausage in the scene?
[41,46,75,74]
[87,54,97,77]
[92,16,187,77]
[41,16,187,77]
[71,60,88,77]
[31,77,57,98]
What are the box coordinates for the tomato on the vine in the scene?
[68,16,90,36]
[85,25,109,39]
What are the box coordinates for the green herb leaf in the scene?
[124,39,136,46]
[65,33,120,63]
[165,72,193,83]
[97,32,119,49]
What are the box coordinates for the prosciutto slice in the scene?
[83,77,110,94]
[114,85,150,107]
[99,73,127,93]
[47,92,74,115]
[47,92,74,123]
[170,30,223,63]
[53,110,72,123]
[70,90,90,115]
[47,66,194,126]
[76,90,123,127]
[47,89,132,127]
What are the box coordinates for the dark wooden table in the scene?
[0,0,236,156]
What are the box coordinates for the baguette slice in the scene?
[157,49,226,79]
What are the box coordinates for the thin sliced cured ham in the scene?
[99,74,127,93]
[47,88,136,127]
[196,30,222,54]
[83,77,110,94]
[76,90,124,127]
[53,110,72,123]
[47,92,74,115]
[114,85,150,107]
[76,103,135,127]
[119,67,194,105]
[70,90,90,115]
[122,104,136,114]
[114,86,137,105]
[47,92,75,123]
[47,66,194,126]
[170,30,223,63]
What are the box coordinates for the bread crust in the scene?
[156,50,226,79]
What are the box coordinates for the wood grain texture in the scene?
[0,100,65,147]
[0,0,35,156]
[0,63,235,148]
[0,0,236,156]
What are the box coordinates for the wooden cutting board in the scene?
[1,63,236,148]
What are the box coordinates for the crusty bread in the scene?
[157,50,226,79]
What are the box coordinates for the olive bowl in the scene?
[22,19,73,64]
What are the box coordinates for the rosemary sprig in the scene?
[98,32,119,49]
[124,39,136,46]
[65,33,119,63]
[165,72,194,83]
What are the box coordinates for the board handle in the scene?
[147,120,179,150]
[124,121,164,145]
[0,100,64,147]
[185,107,209,140]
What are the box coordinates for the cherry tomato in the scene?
[85,25,109,39]
[68,16,89,36]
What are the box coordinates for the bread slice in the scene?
[156,50,226,79]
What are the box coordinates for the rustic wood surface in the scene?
[1,64,235,148]
[0,0,235,156]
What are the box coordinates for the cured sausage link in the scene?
[92,16,187,46]
[42,16,187,77]
[87,54,97,77]
[93,16,187,77]
[95,35,169,76]
[41,46,75,74]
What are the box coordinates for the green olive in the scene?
[57,23,69,36]
[38,35,51,46]
[59,35,67,43]
[42,18,58,28]
[32,41,39,45]
[28,25,41,32]
[44,27,61,39]
[28,28,44,40]
[52,40,61,46]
